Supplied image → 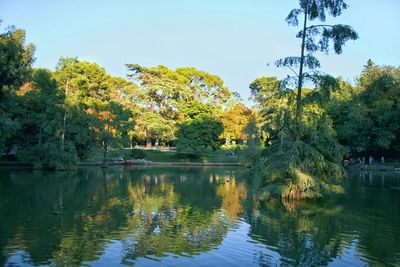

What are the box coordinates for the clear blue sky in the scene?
[1,0,399,105]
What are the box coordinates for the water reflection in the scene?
[0,168,399,266]
[246,170,400,266]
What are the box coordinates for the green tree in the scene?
[256,0,358,200]
[85,97,131,166]
[176,67,232,105]
[330,61,400,156]
[256,78,345,199]
[55,59,96,158]
[276,0,358,135]
[357,63,400,155]
[126,64,185,116]
[54,57,79,153]
[55,60,133,163]
[238,117,262,168]
[133,112,176,147]
[0,25,35,154]
[15,69,77,169]
[126,64,186,147]
[249,76,292,144]
[0,25,35,99]
[176,101,223,155]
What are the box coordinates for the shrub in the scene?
[18,141,78,170]
[130,149,147,159]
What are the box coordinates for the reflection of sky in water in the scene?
[329,239,367,267]
[4,233,372,267]
[6,250,36,267]
[7,223,389,266]
[81,220,283,267]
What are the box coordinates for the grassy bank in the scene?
[84,148,238,164]
[143,150,237,163]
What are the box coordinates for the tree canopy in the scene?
[175,101,224,155]
[329,61,400,157]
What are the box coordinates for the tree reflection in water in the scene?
[0,168,399,266]
[246,170,400,266]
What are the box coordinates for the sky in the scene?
[1,0,399,106]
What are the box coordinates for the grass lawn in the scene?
[82,147,238,163]
[143,149,238,163]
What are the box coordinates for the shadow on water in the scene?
[0,168,399,266]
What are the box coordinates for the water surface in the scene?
[0,167,399,266]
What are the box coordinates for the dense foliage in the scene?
[0,25,256,168]
[253,0,359,199]
[329,60,400,157]
[175,101,224,155]
[0,25,35,154]
[250,75,346,199]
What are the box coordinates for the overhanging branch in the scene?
[305,24,335,30]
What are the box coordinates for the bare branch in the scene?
[286,66,299,77]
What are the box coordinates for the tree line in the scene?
[0,25,256,169]
[249,62,400,165]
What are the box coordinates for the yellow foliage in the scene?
[16,82,33,96]
[216,178,247,219]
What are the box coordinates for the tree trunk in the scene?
[150,98,154,113]
[295,1,308,139]
[225,137,231,146]
[38,125,42,145]
[61,81,69,153]
[146,136,152,148]
[61,110,66,152]
[102,140,108,168]
[38,125,43,160]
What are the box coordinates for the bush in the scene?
[130,149,147,159]
[260,130,345,200]
[18,141,78,170]
[108,148,130,160]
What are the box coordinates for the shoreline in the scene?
[0,160,244,170]
[346,164,400,173]
[2,161,399,172]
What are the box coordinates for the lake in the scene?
[0,167,399,266]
